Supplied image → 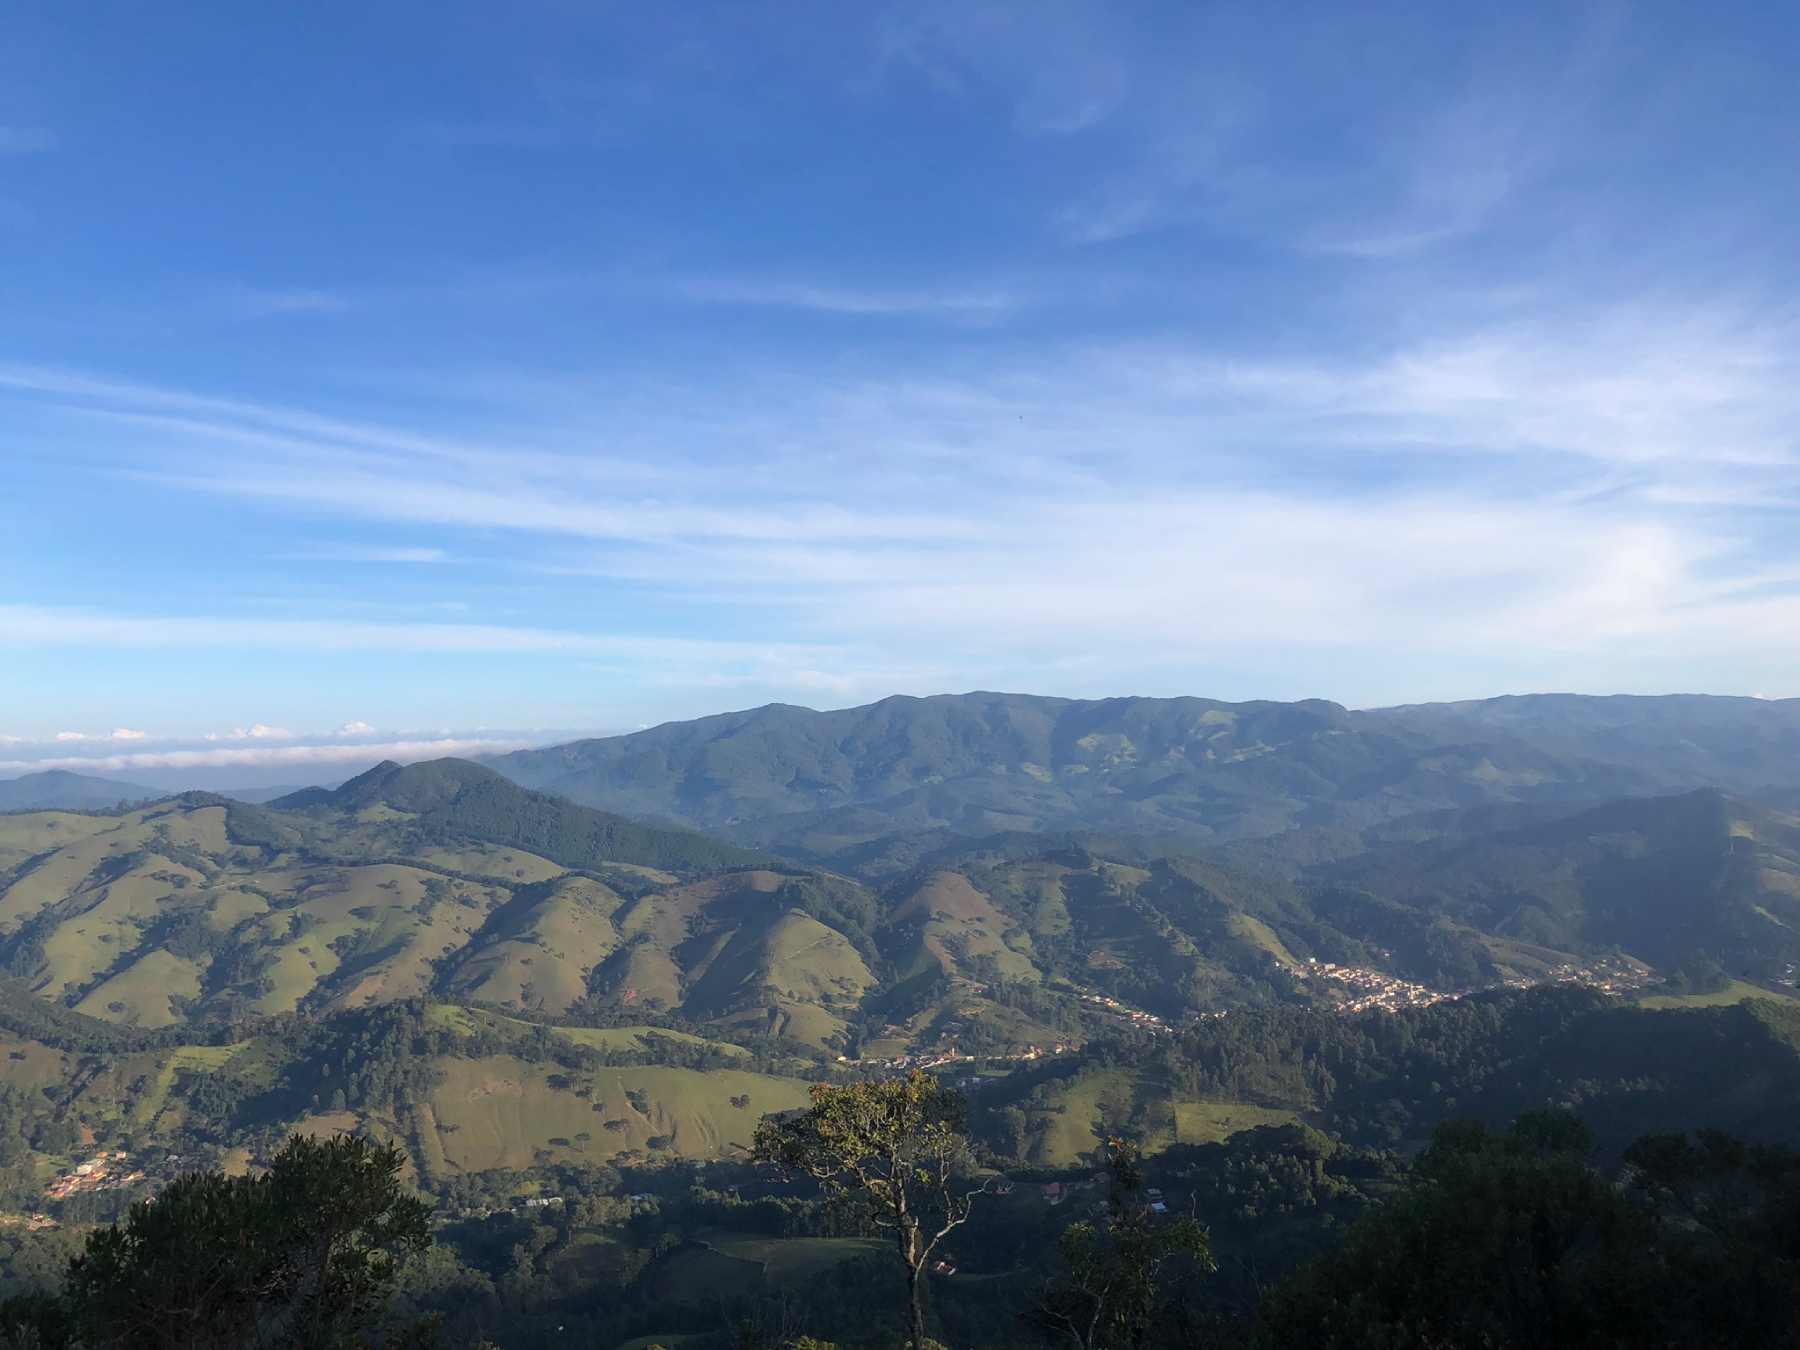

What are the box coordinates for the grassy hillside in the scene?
[421,1057,814,1171]
[1637,978,1800,1009]
[0,995,834,1221]
[0,785,860,1045]
[6,759,1800,1072]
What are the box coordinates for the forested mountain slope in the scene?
[1305,788,1800,975]
[270,758,772,872]
[484,691,1800,859]
[973,986,1800,1164]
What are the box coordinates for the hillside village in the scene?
[851,955,1669,1070]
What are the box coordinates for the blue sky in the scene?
[3,1,1799,778]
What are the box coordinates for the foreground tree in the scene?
[1035,1138,1215,1349]
[64,1132,432,1349]
[753,1072,984,1350]
[1255,1112,1800,1349]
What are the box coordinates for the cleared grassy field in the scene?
[0,813,116,879]
[75,950,203,1028]
[1638,979,1800,1010]
[39,863,203,1003]
[1173,1100,1300,1144]
[889,871,1040,984]
[1229,915,1302,971]
[1019,1069,1177,1167]
[408,843,566,884]
[443,876,624,1014]
[423,1004,751,1058]
[648,1245,764,1301]
[705,1233,889,1286]
[129,1042,254,1128]
[1013,1072,1298,1164]
[550,1024,750,1057]
[423,1056,816,1171]
[646,1234,886,1305]
[244,863,509,1015]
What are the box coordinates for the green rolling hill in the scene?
[3,762,1797,1056]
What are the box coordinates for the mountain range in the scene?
[0,770,159,812]
[3,747,1797,1055]
[483,691,1800,865]
[3,688,1800,1241]
[0,771,310,811]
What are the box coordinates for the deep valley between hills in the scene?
[5,690,1800,1347]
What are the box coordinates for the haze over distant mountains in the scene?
[0,770,161,811]
[15,691,1799,860]
[0,769,312,812]
[484,691,1800,863]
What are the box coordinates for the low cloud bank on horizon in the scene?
[0,726,598,785]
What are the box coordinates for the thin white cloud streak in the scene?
[676,278,1022,318]
[0,364,530,476]
[0,127,57,154]
[5,378,970,545]
[147,460,966,545]
[558,491,1790,657]
[10,300,1794,580]
[398,122,568,150]
[0,738,531,777]
[230,288,352,317]
[1107,310,1800,468]
[5,283,1798,701]
[966,3,1612,252]
[0,606,839,663]
[282,546,450,564]
[871,1,1129,136]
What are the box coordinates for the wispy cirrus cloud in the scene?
[870,0,1129,135]
[0,605,841,664]
[5,282,1798,707]
[0,126,57,154]
[281,545,451,564]
[982,3,1617,252]
[675,277,1023,319]
[6,1,1795,732]
[0,737,533,778]
[229,288,352,317]
[397,122,570,150]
